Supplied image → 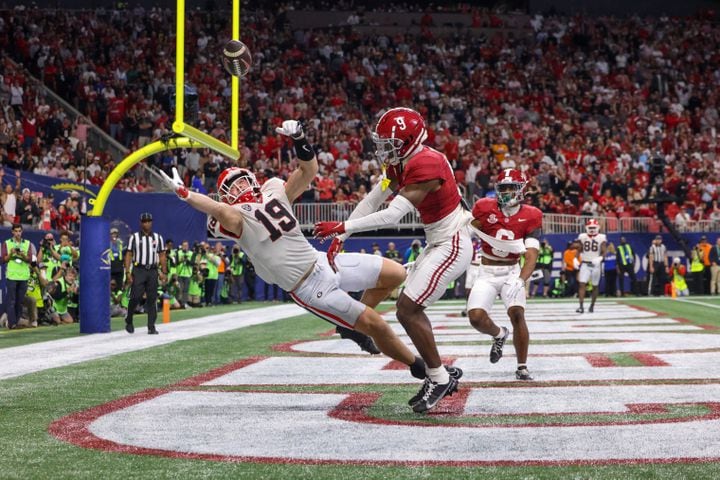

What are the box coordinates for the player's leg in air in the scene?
[294,252,426,379]
[467,269,510,365]
[335,256,407,354]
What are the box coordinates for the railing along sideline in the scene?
[292,203,720,233]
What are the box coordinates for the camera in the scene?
[200,267,210,277]
[193,242,204,255]
[232,247,240,255]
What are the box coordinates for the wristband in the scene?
[294,136,315,161]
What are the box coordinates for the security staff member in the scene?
[124,212,167,334]
[2,223,36,329]
[616,236,636,296]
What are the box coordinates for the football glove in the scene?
[157,167,189,201]
[275,120,304,139]
[503,276,525,300]
[327,238,343,273]
[314,221,345,241]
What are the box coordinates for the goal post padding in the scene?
[79,215,111,333]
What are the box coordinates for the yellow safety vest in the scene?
[691,254,704,273]
[672,269,688,291]
[4,239,31,281]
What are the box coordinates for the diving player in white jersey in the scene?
[576,218,607,313]
[157,120,455,391]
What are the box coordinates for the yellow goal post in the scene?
[89,0,241,217]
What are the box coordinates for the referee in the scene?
[124,212,167,334]
[648,235,668,296]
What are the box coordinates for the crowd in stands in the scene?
[1,3,720,229]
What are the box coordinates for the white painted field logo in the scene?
[50,302,720,466]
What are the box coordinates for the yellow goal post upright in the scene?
[80,0,241,333]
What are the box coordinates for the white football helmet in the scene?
[585,218,601,237]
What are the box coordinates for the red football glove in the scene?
[313,221,346,241]
[327,238,343,272]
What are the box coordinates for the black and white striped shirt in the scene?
[649,244,666,264]
[127,231,165,267]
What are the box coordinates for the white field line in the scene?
[676,298,720,310]
[0,305,305,381]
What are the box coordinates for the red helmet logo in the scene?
[217,167,260,204]
[371,107,427,165]
[586,218,601,236]
[495,168,527,207]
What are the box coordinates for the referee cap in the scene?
[140,212,153,222]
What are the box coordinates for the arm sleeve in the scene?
[337,182,394,241]
[343,194,415,235]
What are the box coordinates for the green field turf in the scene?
[1,298,719,479]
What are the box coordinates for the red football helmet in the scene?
[585,218,601,236]
[371,107,428,165]
[217,167,260,204]
[495,168,527,207]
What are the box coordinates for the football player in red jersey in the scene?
[314,107,471,413]
[466,168,542,381]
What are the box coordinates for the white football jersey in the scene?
[208,178,318,291]
[577,232,607,261]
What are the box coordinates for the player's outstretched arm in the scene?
[276,120,318,203]
[314,181,433,239]
[157,167,244,236]
[335,180,395,242]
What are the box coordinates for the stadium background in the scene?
[1,1,720,478]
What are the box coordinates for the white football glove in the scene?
[504,276,525,300]
[592,257,603,267]
[157,167,189,201]
[275,120,304,139]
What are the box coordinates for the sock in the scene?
[494,327,506,339]
[427,366,450,384]
[517,363,527,370]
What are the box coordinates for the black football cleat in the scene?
[515,367,534,381]
[490,326,509,364]
[576,306,584,314]
[446,365,463,381]
[408,366,464,405]
[125,320,134,334]
[411,377,459,413]
[588,305,594,313]
[336,325,381,354]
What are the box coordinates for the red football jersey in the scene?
[471,197,543,261]
[387,146,460,224]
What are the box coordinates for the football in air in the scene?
[222,39,252,77]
